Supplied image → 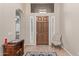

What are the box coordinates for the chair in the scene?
[51,33,62,48]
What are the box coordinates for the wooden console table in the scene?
[3,40,24,56]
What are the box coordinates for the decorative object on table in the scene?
[3,37,8,45]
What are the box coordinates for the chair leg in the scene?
[51,43,62,50]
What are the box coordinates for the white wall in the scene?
[0,3,23,55]
[24,4,31,45]
[61,3,79,55]
[54,3,61,34]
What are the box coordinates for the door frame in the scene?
[30,13,55,45]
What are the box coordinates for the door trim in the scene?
[30,15,55,45]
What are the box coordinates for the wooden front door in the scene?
[36,16,49,45]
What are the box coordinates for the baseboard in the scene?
[62,47,72,56]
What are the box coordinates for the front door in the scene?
[36,16,49,45]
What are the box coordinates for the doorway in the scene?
[36,16,49,45]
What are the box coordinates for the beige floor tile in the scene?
[24,45,69,56]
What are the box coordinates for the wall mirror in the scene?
[15,9,23,39]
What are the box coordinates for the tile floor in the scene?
[24,45,70,56]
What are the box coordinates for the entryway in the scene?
[30,14,55,45]
[36,16,49,45]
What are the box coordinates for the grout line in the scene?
[62,47,72,56]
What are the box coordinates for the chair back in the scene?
[53,33,61,41]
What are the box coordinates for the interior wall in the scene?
[0,3,24,55]
[24,3,31,45]
[54,3,61,34]
[61,3,79,55]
